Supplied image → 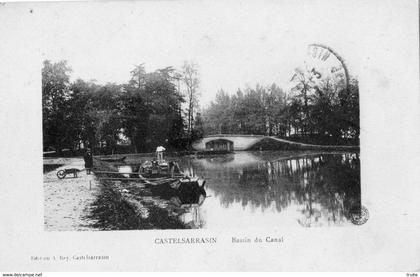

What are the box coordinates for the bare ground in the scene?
[43,157,99,231]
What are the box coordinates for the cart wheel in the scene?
[57,170,66,179]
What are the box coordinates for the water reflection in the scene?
[178,152,360,228]
[116,151,360,228]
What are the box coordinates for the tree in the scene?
[337,78,359,142]
[262,83,287,136]
[67,79,97,150]
[192,112,204,140]
[119,84,147,153]
[93,83,124,154]
[202,84,284,136]
[290,67,316,135]
[181,61,200,145]
[121,64,185,152]
[42,60,72,152]
[167,107,187,150]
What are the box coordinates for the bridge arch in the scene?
[205,138,234,151]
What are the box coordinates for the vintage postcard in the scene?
[0,0,419,272]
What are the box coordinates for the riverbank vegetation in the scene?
[42,60,202,155]
[42,60,359,156]
[87,159,189,230]
[202,76,359,145]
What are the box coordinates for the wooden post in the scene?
[89,180,91,190]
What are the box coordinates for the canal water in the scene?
[119,151,360,228]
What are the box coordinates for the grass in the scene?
[87,159,189,230]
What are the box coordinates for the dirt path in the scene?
[43,158,99,231]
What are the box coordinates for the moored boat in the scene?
[139,160,181,178]
[146,177,207,207]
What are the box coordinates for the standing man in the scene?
[84,148,93,174]
[156,146,166,163]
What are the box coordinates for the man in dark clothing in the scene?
[84,148,93,174]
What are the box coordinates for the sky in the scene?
[3,0,379,107]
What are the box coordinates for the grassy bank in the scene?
[87,159,189,230]
[249,137,360,151]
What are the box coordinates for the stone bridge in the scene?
[192,134,359,151]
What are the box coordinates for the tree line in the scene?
[201,69,359,145]
[42,60,202,154]
[43,59,359,155]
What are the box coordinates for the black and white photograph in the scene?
[41,9,361,232]
[0,0,419,272]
